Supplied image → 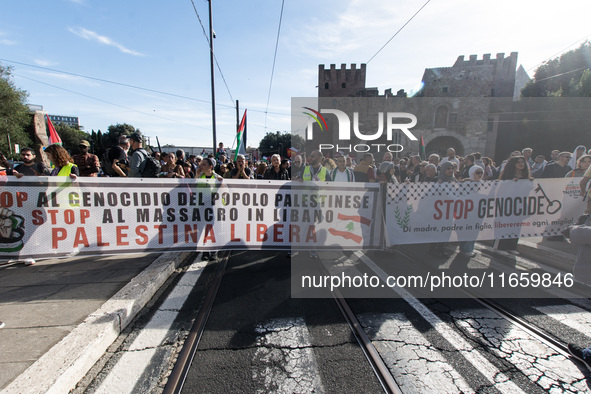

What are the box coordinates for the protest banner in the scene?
[385,178,585,245]
[0,178,381,259]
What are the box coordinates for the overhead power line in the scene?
[366,0,431,64]
[189,0,235,105]
[264,0,285,133]
[527,34,591,73]
[15,74,211,130]
[0,58,289,116]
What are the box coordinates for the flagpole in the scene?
[208,0,217,157]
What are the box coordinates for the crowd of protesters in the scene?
[2,138,590,257]
[1,138,591,341]
[3,138,591,198]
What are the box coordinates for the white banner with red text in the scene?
[385,178,585,245]
[0,178,382,259]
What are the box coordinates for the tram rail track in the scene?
[392,245,587,368]
[158,245,588,393]
[163,251,230,394]
[330,274,402,394]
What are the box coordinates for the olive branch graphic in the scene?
[394,205,412,228]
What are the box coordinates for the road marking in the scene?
[453,308,587,392]
[358,312,473,393]
[533,304,591,338]
[95,259,207,394]
[252,317,325,393]
[355,251,526,394]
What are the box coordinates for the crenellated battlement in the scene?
[453,52,518,69]
[318,63,367,97]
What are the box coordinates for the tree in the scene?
[54,123,89,154]
[521,42,591,97]
[102,123,140,149]
[0,64,32,159]
[258,131,304,158]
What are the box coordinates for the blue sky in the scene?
[1,0,590,150]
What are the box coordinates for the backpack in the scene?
[100,149,112,176]
[137,149,161,177]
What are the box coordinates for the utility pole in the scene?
[208,0,217,156]
[236,100,239,134]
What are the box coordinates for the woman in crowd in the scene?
[482,157,496,180]
[496,155,531,254]
[569,145,587,171]
[437,161,456,183]
[322,158,336,171]
[255,162,267,180]
[398,158,408,182]
[566,154,591,178]
[182,161,194,178]
[160,152,185,178]
[45,144,79,179]
[378,161,398,184]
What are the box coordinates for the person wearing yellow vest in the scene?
[198,158,223,181]
[45,144,79,180]
[197,157,222,262]
[301,150,328,181]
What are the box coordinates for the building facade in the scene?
[316,54,530,160]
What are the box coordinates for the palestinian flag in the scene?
[419,134,425,160]
[46,115,62,145]
[235,110,247,157]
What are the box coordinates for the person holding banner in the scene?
[73,140,100,177]
[289,155,304,179]
[107,136,130,177]
[429,161,456,258]
[45,144,79,179]
[198,158,222,261]
[10,148,49,178]
[353,153,376,183]
[264,154,290,180]
[541,151,572,178]
[198,158,222,181]
[459,166,484,257]
[331,155,356,182]
[495,156,531,255]
[566,154,591,178]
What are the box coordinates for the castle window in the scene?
[442,87,448,93]
[325,82,329,89]
[342,83,346,88]
[434,105,448,129]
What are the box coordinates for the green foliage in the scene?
[54,123,90,155]
[521,42,591,97]
[0,64,32,159]
[102,123,140,149]
[258,131,304,158]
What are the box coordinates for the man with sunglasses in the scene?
[541,151,572,178]
[289,155,304,179]
[73,140,100,177]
